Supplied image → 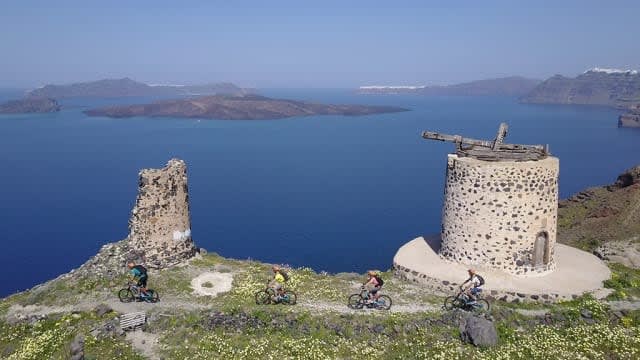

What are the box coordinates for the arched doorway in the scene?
[533,231,550,267]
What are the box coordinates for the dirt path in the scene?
[298,300,439,314]
[6,267,640,360]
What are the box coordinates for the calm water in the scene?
[0,89,636,296]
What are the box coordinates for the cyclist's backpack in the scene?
[134,265,147,276]
[280,270,290,282]
[476,275,485,286]
[375,275,384,287]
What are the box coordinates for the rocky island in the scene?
[28,78,249,98]
[84,94,409,120]
[0,97,60,114]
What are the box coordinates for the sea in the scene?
[0,89,637,297]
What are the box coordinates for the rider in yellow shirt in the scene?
[269,265,287,301]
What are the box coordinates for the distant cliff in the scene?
[520,68,640,107]
[618,105,640,128]
[358,77,541,96]
[28,78,248,98]
[0,97,60,114]
[84,94,409,120]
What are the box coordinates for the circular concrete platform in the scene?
[393,236,611,303]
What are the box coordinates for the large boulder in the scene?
[459,315,498,347]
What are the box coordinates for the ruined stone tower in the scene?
[127,158,196,268]
[423,123,559,276]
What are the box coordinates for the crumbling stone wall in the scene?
[439,155,559,276]
[128,158,196,268]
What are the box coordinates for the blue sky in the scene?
[1,0,638,88]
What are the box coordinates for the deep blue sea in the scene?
[0,89,637,297]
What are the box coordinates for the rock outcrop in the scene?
[459,314,498,347]
[0,97,60,114]
[84,94,409,120]
[618,105,640,128]
[520,68,640,107]
[594,241,640,268]
[70,334,85,360]
[128,158,196,268]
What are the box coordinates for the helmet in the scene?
[468,268,476,275]
[272,265,281,271]
[367,270,377,276]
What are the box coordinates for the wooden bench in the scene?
[120,312,146,331]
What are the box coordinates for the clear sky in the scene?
[1,0,638,88]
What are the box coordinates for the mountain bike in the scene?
[118,282,160,303]
[443,289,489,312]
[348,287,392,310]
[254,283,297,305]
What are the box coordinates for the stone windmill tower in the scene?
[423,124,559,276]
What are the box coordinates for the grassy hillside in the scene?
[1,252,639,359]
[557,165,640,251]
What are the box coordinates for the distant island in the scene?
[520,68,640,108]
[0,97,60,114]
[84,94,409,120]
[27,78,249,99]
[358,76,541,96]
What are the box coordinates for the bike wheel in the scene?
[118,288,134,303]
[348,294,364,309]
[282,290,297,305]
[474,299,490,312]
[255,290,271,305]
[146,289,160,303]
[443,296,457,310]
[376,295,392,310]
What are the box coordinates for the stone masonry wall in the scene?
[439,155,559,276]
[128,158,196,268]
[393,262,571,303]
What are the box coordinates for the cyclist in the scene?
[363,270,384,303]
[460,269,484,302]
[127,262,149,297]
[269,265,289,301]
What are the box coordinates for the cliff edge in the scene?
[521,68,640,107]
